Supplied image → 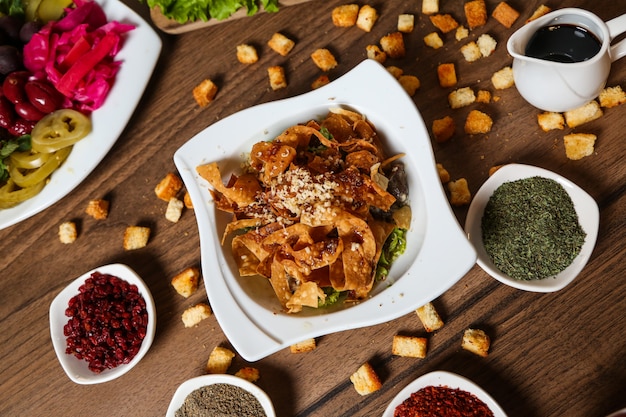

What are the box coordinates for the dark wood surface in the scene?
[1,1,625,416]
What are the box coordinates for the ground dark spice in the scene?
[481,176,586,280]
[175,383,267,417]
[394,385,494,417]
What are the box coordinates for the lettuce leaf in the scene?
[143,0,280,24]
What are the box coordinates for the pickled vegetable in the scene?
[31,109,91,153]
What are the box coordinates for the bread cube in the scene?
[192,79,218,107]
[392,335,427,358]
[311,48,338,71]
[436,163,450,183]
[236,44,258,64]
[421,0,439,15]
[424,32,443,49]
[437,63,457,87]
[477,33,497,57]
[267,32,295,56]
[448,178,471,206]
[350,362,382,395]
[455,25,469,41]
[59,221,77,244]
[476,90,491,103]
[206,346,235,374]
[462,328,490,357]
[398,75,420,96]
[461,41,482,62]
[235,367,260,382]
[332,4,358,27]
[123,226,150,250]
[289,338,317,353]
[171,266,200,298]
[380,32,405,59]
[386,66,403,79]
[526,5,551,24]
[398,14,414,33]
[85,199,109,220]
[537,112,565,131]
[429,13,459,33]
[366,44,387,63]
[564,133,597,160]
[165,197,184,223]
[268,65,287,90]
[416,302,444,332]
[491,66,515,89]
[465,110,493,134]
[448,87,476,108]
[356,5,378,32]
[464,0,487,29]
[564,101,603,128]
[598,86,626,108]
[155,172,183,201]
[311,74,330,90]
[492,2,520,28]
[182,303,211,327]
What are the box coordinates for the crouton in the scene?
[437,63,457,88]
[398,14,415,33]
[59,221,77,244]
[598,86,626,108]
[492,2,520,28]
[311,48,338,71]
[564,133,597,160]
[491,66,515,89]
[236,44,258,64]
[267,32,295,56]
[171,266,200,298]
[432,116,455,143]
[429,13,459,33]
[416,302,444,332]
[365,44,387,63]
[465,110,493,134]
[206,346,235,374]
[537,112,565,131]
[183,191,193,209]
[461,41,482,62]
[182,303,212,328]
[421,0,439,15]
[564,101,603,128]
[165,197,184,223]
[268,65,287,90]
[436,163,451,183]
[290,338,317,353]
[350,362,382,395]
[448,178,471,206]
[235,367,260,382]
[123,226,150,250]
[332,4,359,27]
[424,32,444,49]
[380,32,405,58]
[464,0,487,29]
[155,172,183,201]
[311,74,330,90]
[392,335,428,358]
[356,5,378,32]
[477,33,497,57]
[462,328,490,357]
[489,165,504,176]
[192,79,218,107]
[85,199,109,220]
[476,90,491,103]
[386,66,404,79]
[526,5,551,23]
[455,25,469,41]
[398,75,420,96]
[448,87,476,108]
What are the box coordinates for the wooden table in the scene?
[1,0,625,416]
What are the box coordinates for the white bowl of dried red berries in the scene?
[49,263,156,384]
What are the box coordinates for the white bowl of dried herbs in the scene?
[465,164,599,292]
[166,374,276,417]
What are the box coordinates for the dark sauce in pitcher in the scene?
[525,24,601,63]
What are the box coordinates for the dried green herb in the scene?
[481,176,586,280]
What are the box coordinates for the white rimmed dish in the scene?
[174,59,476,361]
[0,0,162,230]
[383,370,507,417]
[465,163,599,292]
[49,263,156,384]
[166,374,276,417]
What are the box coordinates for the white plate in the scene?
[49,263,156,384]
[382,370,507,417]
[0,0,162,230]
[174,59,476,361]
[465,163,599,292]
[166,374,276,417]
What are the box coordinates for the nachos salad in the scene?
[197,109,411,313]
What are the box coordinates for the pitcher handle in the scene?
[607,13,626,61]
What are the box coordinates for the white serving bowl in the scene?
[383,370,507,417]
[174,59,476,361]
[465,164,599,292]
[166,374,276,417]
[49,263,156,384]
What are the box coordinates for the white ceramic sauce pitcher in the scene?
[507,8,626,112]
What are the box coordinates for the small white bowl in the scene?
[49,263,156,384]
[465,164,599,292]
[166,374,276,417]
[382,370,507,417]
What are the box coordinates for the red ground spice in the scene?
[394,385,494,417]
